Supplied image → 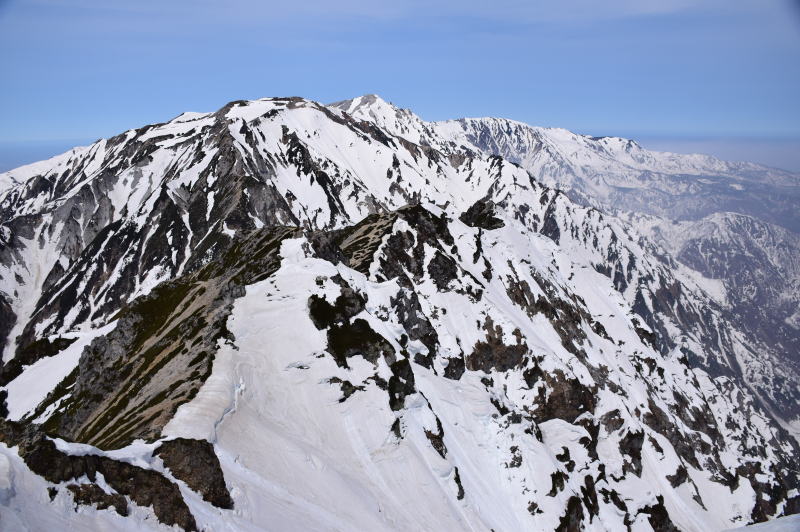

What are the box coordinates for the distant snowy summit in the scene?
[333,94,800,228]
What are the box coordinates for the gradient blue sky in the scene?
[1,0,799,170]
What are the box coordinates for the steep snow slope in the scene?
[0,95,797,531]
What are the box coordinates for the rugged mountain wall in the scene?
[632,212,800,421]
[414,102,800,429]
[0,95,797,531]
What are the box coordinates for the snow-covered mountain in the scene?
[0,95,797,531]
[431,113,800,232]
[332,95,800,241]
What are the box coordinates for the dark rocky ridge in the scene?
[155,437,233,509]
[0,418,199,530]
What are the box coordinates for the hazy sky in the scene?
[1,0,799,170]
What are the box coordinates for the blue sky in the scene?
[1,0,799,170]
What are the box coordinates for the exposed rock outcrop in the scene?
[155,437,233,509]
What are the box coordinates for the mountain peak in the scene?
[329,93,394,115]
[328,94,427,144]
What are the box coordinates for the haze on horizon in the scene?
[1,0,799,171]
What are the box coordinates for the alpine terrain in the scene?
[0,94,797,531]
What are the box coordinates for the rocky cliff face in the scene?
[0,95,797,531]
